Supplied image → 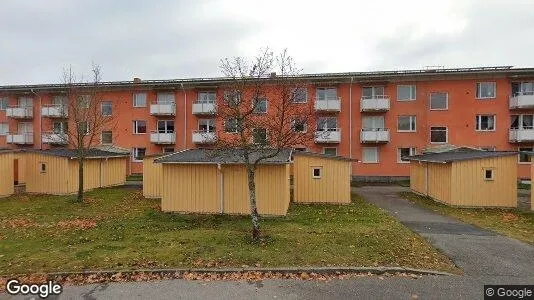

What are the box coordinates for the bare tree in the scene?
[214,48,316,240]
[60,64,117,202]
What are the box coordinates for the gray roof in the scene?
[155,149,293,164]
[24,148,130,159]
[292,150,354,162]
[406,151,517,163]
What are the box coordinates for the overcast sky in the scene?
[1,0,533,85]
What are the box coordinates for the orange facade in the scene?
[1,67,534,178]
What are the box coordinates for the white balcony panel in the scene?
[150,132,176,144]
[6,106,33,118]
[314,98,341,112]
[42,133,68,144]
[509,93,534,109]
[314,130,341,143]
[150,103,176,116]
[192,131,217,144]
[360,129,390,143]
[192,102,216,115]
[41,105,68,118]
[7,133,33,144]
[509,129,534,142]
[360,97,390,112]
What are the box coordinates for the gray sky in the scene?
[1,0,533,84]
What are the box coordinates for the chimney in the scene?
[133,77,142,83]
[270,72,277,78]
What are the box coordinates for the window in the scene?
[52,121,68,134]
[362,116,384,130]
[133,93,147,107]
[291,118,307,133]
[323,147,337,156]
[317,117,338,131]
[157,93,175,104]
[397,115,416,132]
[398,147,416,163]
[0,123,8,135]
[362,147,379,163]
[133,120,147,134]
[198,91,216,103]
[157,120,175,133]
[0,97,8,110]
[101,101,112,116]
[362,86,385,99]
[510,115,533,129]
[518,147,533,163]
[484,169,494,181]
[316,88,337,101]
[40,162,47,173]
[101,131,112,144]
[18,97,33,107]
[312,167,322,179]
[430,126,447,143]
[78,122,89,135]
[475,115,495,131]
[224,91,241,107]
[77,95,90,109]
[476,82,496,99]
[163,147,175,153]
[224,118,238,133]
[252,128,268,145]
[132,148,146,162]
[198,119,215,132]
[430,92,448,110]
[253,98,268,113]
[511,82,534,96]
[292,88,308,103]
[397,85,416,101]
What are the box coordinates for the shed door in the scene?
[14,159,18,185]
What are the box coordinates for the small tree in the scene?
[61,65,116,202]
[215,49,316,240]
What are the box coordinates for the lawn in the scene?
[400,192,534,245]
[0,187,457,276]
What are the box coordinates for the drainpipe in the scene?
[30,89,42,149]
[218,163,224,214]
[181,83,187,150]
[349,77,354,176]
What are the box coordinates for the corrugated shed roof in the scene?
[155,149,293,164]
[23,148,130,159]
[291,150,354,162]
[406,151,517,163]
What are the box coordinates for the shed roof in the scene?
[406,151,517,163]
[155,149,293,164]
[23,148,130,159]
[291,150,354,162]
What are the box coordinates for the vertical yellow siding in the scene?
[161,164,219,213]
[409,162,426,194]
[221,165,248,214]
[143,157,162,198]
[293,156,351,204]
[0,152,15,197]
[13,152,26,184]
[25,153,70,194]
[427,163,452,203]
[451,156,517,207]
[101,158,127,187]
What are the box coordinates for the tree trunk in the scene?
[77,157,84,203]
[247,166,261,241]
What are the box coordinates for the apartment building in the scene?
[1,66,534,179]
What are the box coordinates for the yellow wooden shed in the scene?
[143,155,163,199]
[292,152,352,204]
[23,149,128,195]
[0,150,15,198]
[407,150,517,207]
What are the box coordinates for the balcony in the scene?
[192,101,216,115]
[509,92,534,109]
[150,102,176,116]
[41,104,68,118]
[42,132,68,145]
[314,129,341,143]
[6,106,33,119]
[360,96,390,112]
[150,132,176,144]
[6,133,33,144]
[509,128,534,142]
[360,128,390,143]
[314,98,341,112]
[192,131,217,144]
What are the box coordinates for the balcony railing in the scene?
[509,128,534,142]
[192,130,217,144]
[6,106,33,119]
[150,131,176,144]
[314,128,341,143]
[6,132,33,144]
[42,132,68,144]
[360,128,390,143]
[150,102,176,116]
[360,96,390,112]
[314,98,341,112]
[192,101,216,115]
[41,104,68,118]
[509,92,534,109]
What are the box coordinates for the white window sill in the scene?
[397,99,416,102]
[362,161,379,164]
[397,130,416,133]
[430,108,448,111]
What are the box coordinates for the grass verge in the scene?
[0,187,458,275]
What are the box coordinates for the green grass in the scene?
[400,192,534,245]
[0,187,458,275]
[518,182,531,190]
[126,174,143,181]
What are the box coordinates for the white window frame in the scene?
[323,147,337,156]
[78,121,89,135]
[224,118,238,133]
[291,118,307,133]
[518,147,533,164]
[253,98,268,114]
[316,87,338,101]
[397,147,416,163]
[198,119,216,132]
[476,82,496,100]
[101,131,113,145]
[133,120,147,134]
[156,92,175,104]
[430,126,448,144]
[197,91,216,103]
[429,92,448,110]
[362,147,379,163]
[252,128,268,145]
[362,86,386,99]
[101,101,112,116]
[132,148,146,162]
[397,85,416,101]
[475,115,496,131]
[0,122,8,135]
[0,97,8,110]
[133,93,147,107]
[484,168,494,181]
[292,87,308,103]
[311,166,322,179]
[397,115,416,132]
[157,120,175,133]
[162,147,175,153]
